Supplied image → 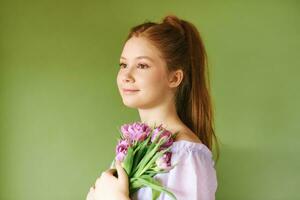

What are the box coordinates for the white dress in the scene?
[111,140,218,200]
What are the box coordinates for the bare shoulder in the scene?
[174,128,202,144]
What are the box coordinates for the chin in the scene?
[121,97,149,109]
[120,91,162,109]
[122,98,141,108]
[122,98,159,109]
[123,104,139,109]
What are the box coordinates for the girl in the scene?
[86,14,220,200]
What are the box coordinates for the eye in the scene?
[119,62,127,69]
[137,63,149,69]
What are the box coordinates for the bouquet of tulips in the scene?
[112,122,179,200]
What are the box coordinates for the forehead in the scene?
[120,36,163,63]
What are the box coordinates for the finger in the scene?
[104,168,117,176]
[115,160,128,185]
[95,170,113,187]
[86,187,95,200]
[95,167,119,188]
[95,176,102,188]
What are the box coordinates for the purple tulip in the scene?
[155,151,172,170]
[115,139,130,162]
[120,122,152,142]
[151,124,174,149]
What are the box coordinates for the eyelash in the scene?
[119,62,149,69]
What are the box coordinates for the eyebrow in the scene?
[120,56,155,62]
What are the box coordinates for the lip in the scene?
[122,88,140,93]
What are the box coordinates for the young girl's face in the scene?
[117,36,172,109]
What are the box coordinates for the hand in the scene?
[86,160,130,200]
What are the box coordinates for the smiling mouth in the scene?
[122,89,140,94]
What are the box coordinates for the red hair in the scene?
[124,15,220,162]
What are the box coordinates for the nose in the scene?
[122,68,135,83]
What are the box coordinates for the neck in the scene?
[137,100,184,134]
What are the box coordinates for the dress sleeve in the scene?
[155,149,218,200]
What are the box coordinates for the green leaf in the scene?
[131,141,149,173]
[139,145,174,177]
[134,150,164,177]
[132,144,160,177]
[152,188,161,200]
[122,146,134,175]
[129,178,143,194]
[133,176,177,200]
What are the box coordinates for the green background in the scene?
[1,0,299,199]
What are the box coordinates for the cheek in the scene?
[116,71,122,89]
[140,71,169,94]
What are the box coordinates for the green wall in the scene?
[1,0,299,199]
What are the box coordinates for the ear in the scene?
[168,69,184,88]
